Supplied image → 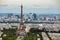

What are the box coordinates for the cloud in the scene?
[0,0,60,13]
[0,0,60,7]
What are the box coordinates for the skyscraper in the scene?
[33,13,37,20]
[8,13,13,17]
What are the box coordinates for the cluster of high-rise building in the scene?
[0,13,60,22]
[25,14,60,22]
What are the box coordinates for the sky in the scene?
[0,0,60,14]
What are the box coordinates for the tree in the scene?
[1,28,17,40]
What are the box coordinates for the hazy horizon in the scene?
[0,0,60,14]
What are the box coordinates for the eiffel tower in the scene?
[16,4,26,36]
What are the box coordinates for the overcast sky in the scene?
[0,0,60,14]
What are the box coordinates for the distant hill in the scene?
[0,13,60,16]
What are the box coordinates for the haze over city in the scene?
[0,0,60,40]
[0,0,60,14]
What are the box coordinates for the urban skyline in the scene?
[0,0,60,40]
